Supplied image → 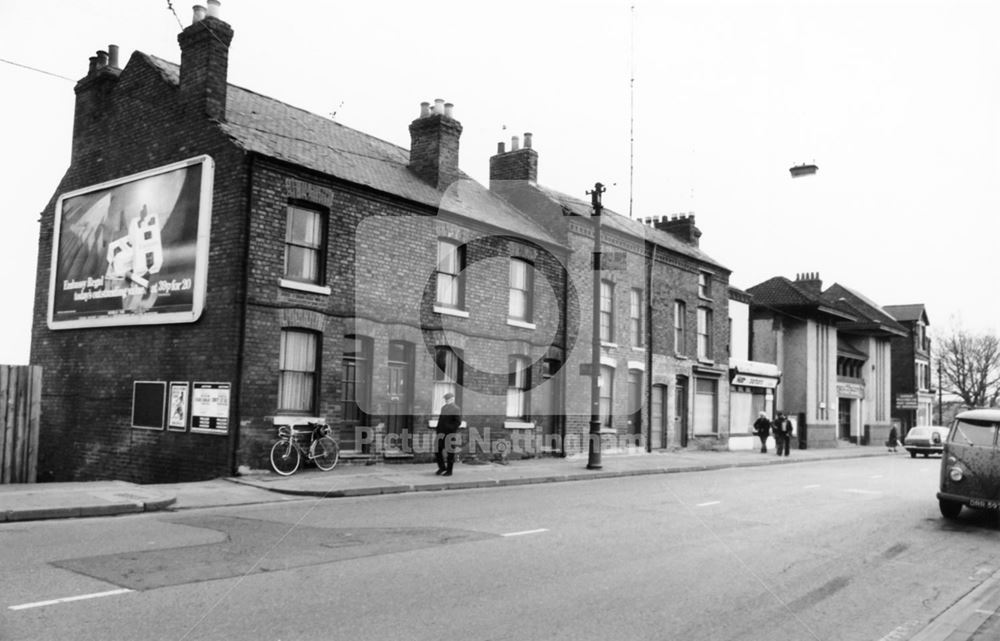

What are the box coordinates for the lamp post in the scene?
[938,362,943,425]
[587,182,605,470]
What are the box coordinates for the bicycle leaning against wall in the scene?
[269,421,340,476]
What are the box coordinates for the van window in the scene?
[950,419,998,447]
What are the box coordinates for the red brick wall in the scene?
[30,54,249,482]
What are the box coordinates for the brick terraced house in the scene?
[30,8,734,482]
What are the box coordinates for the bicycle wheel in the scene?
[312,436,340,471]
[270,439,301,475]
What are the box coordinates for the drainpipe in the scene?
[645,241,654,452]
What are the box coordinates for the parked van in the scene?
[938,408,1000,519]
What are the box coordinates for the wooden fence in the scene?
[1,365,42,484]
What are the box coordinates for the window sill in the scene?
[279,279,331,295]
[507,319,537,330]
[434,305,470,319]
[601,341,619,349]
[428,419,468,429]
[272,415,324,426]
[504,420,535,430]
[631,345,646,352]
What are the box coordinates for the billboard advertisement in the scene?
[47,155,214,329]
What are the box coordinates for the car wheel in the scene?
[939,499,962,519]
[910,451,916,458]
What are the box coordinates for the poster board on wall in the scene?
[167,381,190,432]
[47,155,214,330]
[190,382,230,435]
[132,381,166,430]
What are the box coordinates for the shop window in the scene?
[693,377,718,435]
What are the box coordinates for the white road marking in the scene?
[803,484,821,489]
[696,501,721,507]
[501,528,548,537]
[9,588,133,611]
[870,475,884,479]
[844,489,881,495]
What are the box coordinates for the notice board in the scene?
[190,382,230,435]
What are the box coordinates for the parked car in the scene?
[938,409,1000,519]
[903,425,949,458]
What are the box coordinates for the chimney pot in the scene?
[192,4,207,22]
[88,55,98,74]
[511,135,520,151]
[497,141,505,154]
[419,101,430,118]
[96,50,108,69]
[108,44,119,68]
[444,102,454,118]
[433,98,445,115]
[206,0,221,18]
[523,132,533,148]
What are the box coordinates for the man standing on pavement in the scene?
[753,411,772,453]
[772,411,793,456]
[435,392,462,476]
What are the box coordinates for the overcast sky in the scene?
[2,0,998,365]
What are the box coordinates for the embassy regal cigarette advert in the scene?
[48,156,214,329]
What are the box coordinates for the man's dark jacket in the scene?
[438,403,462,433]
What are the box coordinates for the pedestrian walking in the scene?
[753,411,771,453]
[772,411,793,456]
[886,426,899,452]
[435,392,462,476]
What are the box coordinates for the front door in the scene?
[676,375,689,448]
[838,398,852,441]
[386,341,413,438]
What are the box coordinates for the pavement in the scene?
[1,443,998,640]
[0,444,894,522]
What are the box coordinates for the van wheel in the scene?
[939,499,962,520]
[910,451,917,458]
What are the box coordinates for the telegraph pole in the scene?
[587,182,605,470]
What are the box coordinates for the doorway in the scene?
[675,375,689,448]
[838,398,853,441]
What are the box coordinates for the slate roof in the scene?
[142,54,561,248]
[884,304,929,325]
[530,184,730,271]
[822,283,907,337]
[745,276,856,321]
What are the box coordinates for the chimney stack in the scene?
[794,272,823,293]
[641,214,702,247]
[72,43,123,164]
[489,131,538,185]
[177,0,234,121]
[408,99,463,189]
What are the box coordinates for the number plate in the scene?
[968,498,1000,510]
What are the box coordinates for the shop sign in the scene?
[837,382,865,398]
[732,374,778,389]
[895,393,919,409]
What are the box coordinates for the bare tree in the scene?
[937,327,1000,408]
